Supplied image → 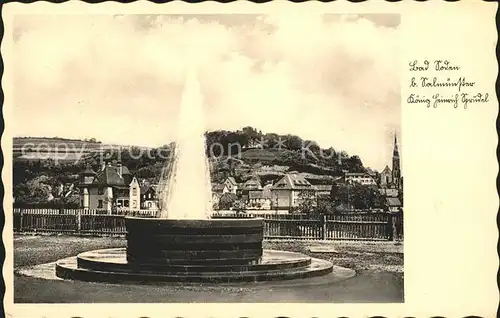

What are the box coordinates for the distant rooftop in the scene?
[272,173,313,190]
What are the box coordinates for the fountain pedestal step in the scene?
[78,248,312,273]
[55,248,334,284]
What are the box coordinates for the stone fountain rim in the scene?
[125,216,263,221]
[124,216,264,227]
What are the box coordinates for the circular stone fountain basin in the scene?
[54,217,340,284]
[55,248,334,283]
[125,217,265,265]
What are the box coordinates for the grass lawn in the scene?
[13,234,404,303]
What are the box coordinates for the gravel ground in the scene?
[14,234,126,268]
[14,234,403,272]
[13,234,404,303]
[263,240,404,273]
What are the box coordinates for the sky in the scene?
[12,13,400,171]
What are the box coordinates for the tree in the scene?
[329,181,338,202]
[137,166,156,179]
[315,199,336,215]
[330,181,349,206]
[15,176,52,204]
[304,140,320,155]
[321,147,338,168]
[285,134,303,151]
[242,126,260,143]
[52,194,80,208]
[294,189,316,214]
[331,182,384,211]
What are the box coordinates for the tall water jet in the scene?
[54,52,346,286]
[158,63,213,219]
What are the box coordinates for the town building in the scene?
[379,187,399,197]
[386,197,403,213]
[211,184,224,205]
[379,133,403,190]
[78,161,140,213]
[215,176,238,194]
[247,190,272,210]
[225,177,238,194]
[377,132,404,213]
[313,184,333,196]
[212,176,239,206]
[344,172,377,185]
[212,176,240,208]
[379,165,393,187]
[140,184,159,210]
[245,182,272,210]
[240,176,262,194]
[270,173,315,210]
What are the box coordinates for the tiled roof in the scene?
[272,174,313,190]
[314,185,333,192]
[82,165,97,176]
[92,165,127,187]
[121,166,131,175]
[141,184,158,194]
[381,165,392,174]
[345,172,370,176]
[242,177,262,190]
[226,177,237,185]
[386,197,402,207]
[212,184,225,192]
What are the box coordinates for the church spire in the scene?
[393,131,399,156]
[392,130,401,189]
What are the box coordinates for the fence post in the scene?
[19,209,24,232]
[386,212,394,241]
[393,212,400,242]
[76,209,82,233]
[321,214,327,240]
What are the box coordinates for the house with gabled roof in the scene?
[140,184,159,210]
[380,165,393,187]
[78,161,140,212]
[212,177,239,207]
[270,172,315,210]
[240,176,262,194]
[247,184,272,210]
[223,176,238,194]
[344,172,377,186]
[386,197,403,213]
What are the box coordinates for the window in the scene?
[124,200,129,207]
[98,200,103,208]
[148,193,151,199]
[98,188,104,195]
[132,200,137,208]
[148,202,152,208]
[132,187,137,196]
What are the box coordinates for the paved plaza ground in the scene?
[13,235,404,303]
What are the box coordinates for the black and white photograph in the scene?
[3,1,499,317]
[8,12,405,304]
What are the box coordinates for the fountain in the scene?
[54,61,349,284]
